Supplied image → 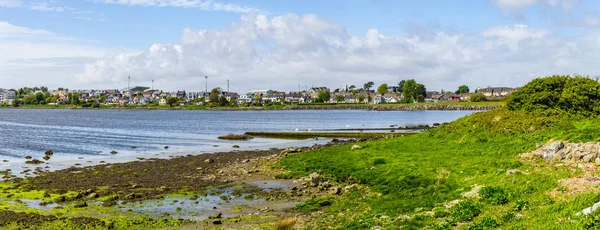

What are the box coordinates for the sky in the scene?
[1,0,600,93]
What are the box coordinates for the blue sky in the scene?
[1,0,599,91]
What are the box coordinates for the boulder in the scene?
[212,220,222,225]
[583,154,596,163]
[330,186,341,195]
[204,159,214,163]
[351,145,361,150]
[542,141,564,161]
[87,193,99,199]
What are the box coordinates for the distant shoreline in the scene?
[0,102,503,111]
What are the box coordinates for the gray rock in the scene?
[543,141,564,161]
[583,154,595,163]
[577,201,600,216]
[351,145,361,150]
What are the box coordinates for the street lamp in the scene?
[205,76,208,94]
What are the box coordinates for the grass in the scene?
[217,133,254,140]
[245,131,417,139]
[278,108,600,229]
[276,217,299,230]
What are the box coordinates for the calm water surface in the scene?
[0,109,476,170]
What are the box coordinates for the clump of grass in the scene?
[218,133,254,140]
[479,186,509,205]
[451,201,482,222]
[294,198,332,211]
[276,217,299,230]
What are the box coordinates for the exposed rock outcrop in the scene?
[522,141,600,163]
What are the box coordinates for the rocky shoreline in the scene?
[285,104,501,111]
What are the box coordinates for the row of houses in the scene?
[0,89,16,105]
[1,86,519,106]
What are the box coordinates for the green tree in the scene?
[336,95,345,102]
[363,81,374,91]
[349,85,356,90]
[40,86,48,92]
[456,85,470,94]
[358,95,365,103]
[402,79,417,103]
[377,84,388,96]
[402,80,426,103]
[71,93,80,105]
[34,92,45,104]
[416,84,427,102]
[22,94,34,104]
[209,88,220,103]
[398,80,405,94]
[316,91,331,103]
[166,97,179,107]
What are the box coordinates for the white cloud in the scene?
[493,0,575,11]
[75,13,600,92]
[0,22,109,89]
[0,0,22,7]
[29,1,67,12]
[95,0,259,13]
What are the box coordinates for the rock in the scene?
[74,202,88,208]
[44,150,54,156]
[25,159,44,164]
[543,141,564,161]
[43,156,51,161]
[24,156,32,159]
[212,220,222,225]
[87,193,99,199]
[242,159,250,163]
[351,145,361,150]
[506,169,520,175]
[596,158,600,164]
[209,213,222,219]
[55,196,66,203]
[330,186,341,195]
[577,201,600,216]
[461,185,483,199]
[204,159,214,163]
[583,154,596,163]
[164,146,169,149]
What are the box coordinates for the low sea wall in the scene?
[284,104,501,111]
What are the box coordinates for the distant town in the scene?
[0,80,518,107]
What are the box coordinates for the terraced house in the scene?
[0,88,15,105]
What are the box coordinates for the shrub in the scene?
[294,197,332,211]
[467,217,498,230]
[433,207,449,218]
[450,201,482,222]
[372,158,386,165]
[500,212,516,223]
[513,199,529,211]
[470,93,487,102]
[479,186,509,205]
[507,75,600,116]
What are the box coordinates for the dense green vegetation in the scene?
[279,75,600,229]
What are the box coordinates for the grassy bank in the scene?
[279,107,600,229]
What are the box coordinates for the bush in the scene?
[470,93,487,102]
[507,75,600,116]
[294,197,332,211]
[500,212,516,223]
[513,199,529,211]
[480,186,509,205]
[372,158,386,165]
[467,217,498,230]
[433,207,449,218]
[451,201,482,222]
